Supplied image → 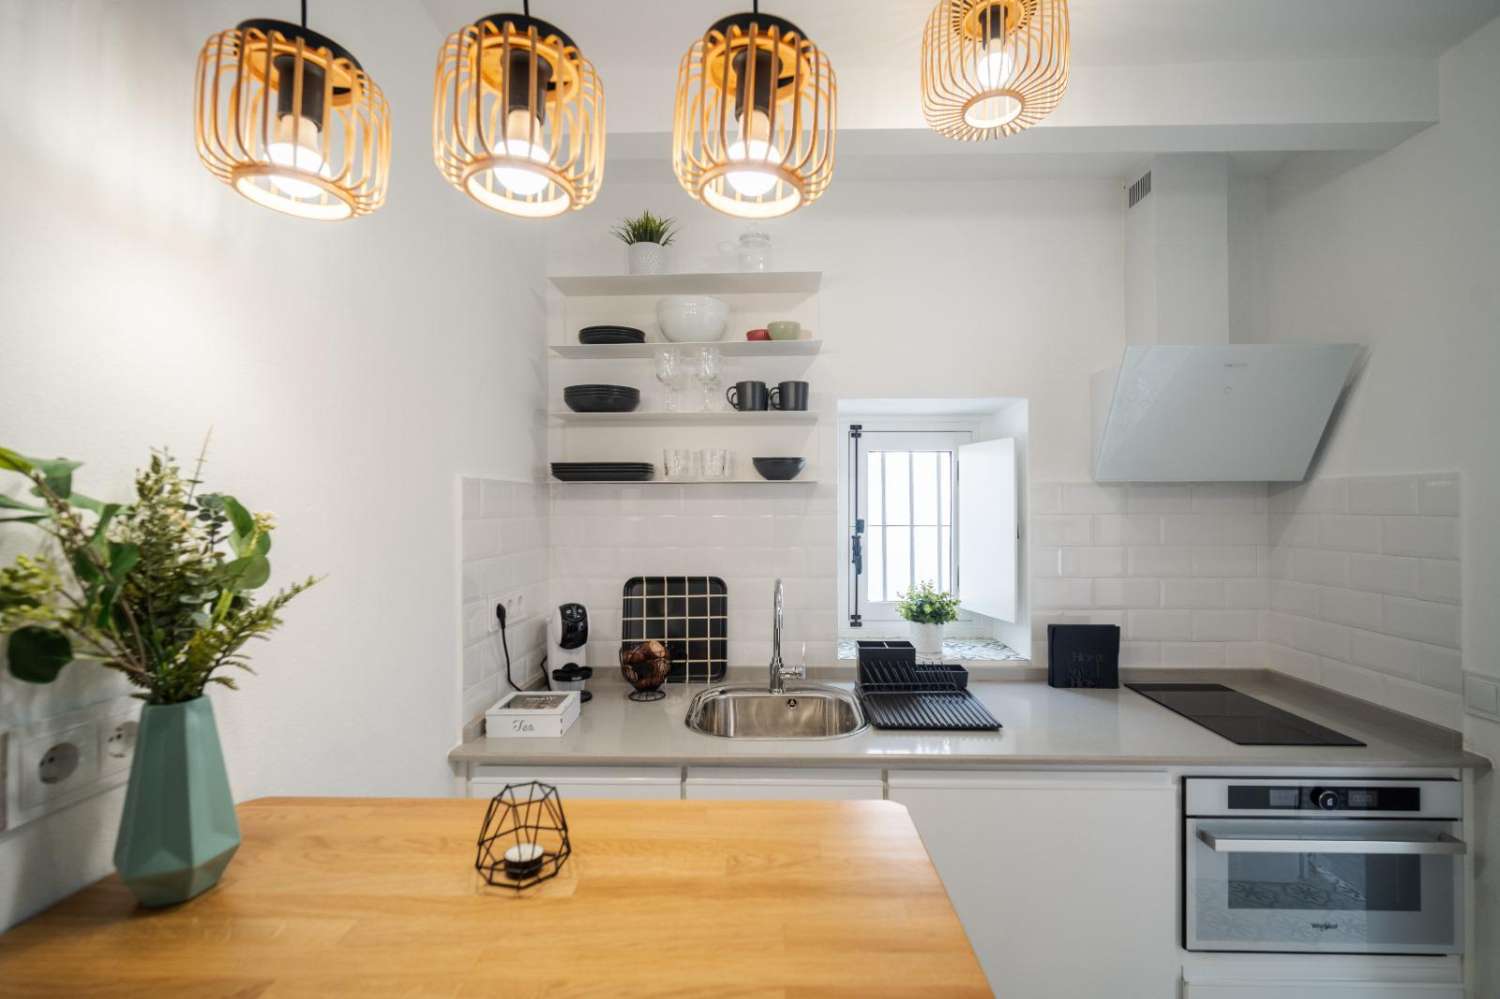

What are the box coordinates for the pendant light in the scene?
[434,3,604,218]
[673,2,836,219]
[194,1,391,220]
[921,0,1070,140]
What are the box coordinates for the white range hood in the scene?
[1092,155,1361,483]
[1091,344,1360,482]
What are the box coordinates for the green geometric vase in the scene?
[114,697,240,907]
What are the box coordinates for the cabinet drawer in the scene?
[685,767,884,800]
[469,766,681,800]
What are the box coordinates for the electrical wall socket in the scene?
[21,723,99,810]
[501,592,526,623]
[5,698,137,830]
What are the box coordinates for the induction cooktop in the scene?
[1126,682,1365,747]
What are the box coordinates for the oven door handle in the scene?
[1197,828,1467,856]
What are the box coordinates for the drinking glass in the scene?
[654,347,683,411]
[700,448,733,479]
[696,346,722,412]
[664,448,700,480]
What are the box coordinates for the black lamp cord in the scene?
[300,0,307,28]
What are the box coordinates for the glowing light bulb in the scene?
[975,45,1014,88]
[489,108,550,196]
[725,109,781,198]
[266,114,327,199]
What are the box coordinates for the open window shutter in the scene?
[957,438,1017,621]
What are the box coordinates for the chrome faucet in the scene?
[769,578,804,693]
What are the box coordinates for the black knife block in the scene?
[1047,624,1120,689]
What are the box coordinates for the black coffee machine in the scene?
[549,602,592,702]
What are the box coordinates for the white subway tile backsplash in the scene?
[1193,547,1260,578]
[1129,546,1196,577]
[1318,515,1382,553]
[1346,476,1419,515]
[1161,642,1226,666]
[1126,484,1194,513]
[1382,676,1463,729]
[1289,616,1350,660]
[1032,515,1094,546]
[1289,548,1349,587]
[1127,610,1195,641]
[1381,516,1459,559]
[1193,610,1259,642]
[1093,578,1162,609]
[1162,578,1225,608]
[1062,483,1127,514]
[1268,514,1320,548]
[1346,554,1421,597]
[1418,559,1461,604]
[1060,547,1127,578]
[461,519,502,561]
[1270,581,1320,616]
[1225,578,1269,610]
[1382,596,1460,648]
[1191,483,1267,513]
[1417,475,1460,517]
[1268,478,1348,514]
[1093,514,1163,546]
[1029,482,1062,515]
[1033,578,1094,609]
[1033,547,1063,578]
[1318,588,1383,631]
[1465,673,1500,717]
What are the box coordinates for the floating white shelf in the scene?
[551,410,818,426]
[551,477,818,485]
[550,339,821,360]
[548,271,821,297]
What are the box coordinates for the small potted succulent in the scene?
[896,581,961,657]
[0,444,317,907]
[612,210,678,275]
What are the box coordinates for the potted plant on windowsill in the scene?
[612,210,678,275]
[0,444,317,907]
[896,581,960,657]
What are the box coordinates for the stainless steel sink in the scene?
[684,683,868,739]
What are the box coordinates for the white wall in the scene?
[543,174,1125,658]
[1252,14,1500,990]
[0,0,546,928]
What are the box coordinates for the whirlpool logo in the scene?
[1310,922,1340,932]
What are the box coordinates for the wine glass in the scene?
[696,346,722,412]
[654,347,682,411]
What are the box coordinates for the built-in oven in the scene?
[1184,778,1464,955]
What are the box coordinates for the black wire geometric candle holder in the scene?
[474,781,572,890]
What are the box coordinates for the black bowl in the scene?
[752,457,807,481]
[564,385,640,413]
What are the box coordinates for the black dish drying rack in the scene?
[855,649,1001,732]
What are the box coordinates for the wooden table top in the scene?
[0,797,989,997]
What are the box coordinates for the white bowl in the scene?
[656,295,729,342]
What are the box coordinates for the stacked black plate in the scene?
[564,384,640,412]
[578,325,646,345]
[551,462,654,482]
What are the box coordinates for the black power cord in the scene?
[496,602,520,691]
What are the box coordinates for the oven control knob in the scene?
[1314,789,1341,811]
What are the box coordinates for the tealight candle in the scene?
[503,842,545,880]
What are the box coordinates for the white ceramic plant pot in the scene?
[628,241,666,275]
[910,622,945,657]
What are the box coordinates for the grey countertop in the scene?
[449,668,1490,772]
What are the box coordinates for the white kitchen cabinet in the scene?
[468,765,681,800]
[1181,953,1465,999]
[888,769,1177,999]
[684,767,884,800]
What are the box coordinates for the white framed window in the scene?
[850,429,971,625]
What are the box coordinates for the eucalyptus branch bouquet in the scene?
[0,444,317,704]
[896,580,961,625]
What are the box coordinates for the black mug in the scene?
[770,380,809,411]
[726,380,769,411]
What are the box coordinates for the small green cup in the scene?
[767,320,801,341]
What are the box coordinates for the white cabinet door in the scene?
[684,767,884,801]
[889,769,1177,999]
[469,766,681,800]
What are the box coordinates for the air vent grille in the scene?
[1128,171,1152,208]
